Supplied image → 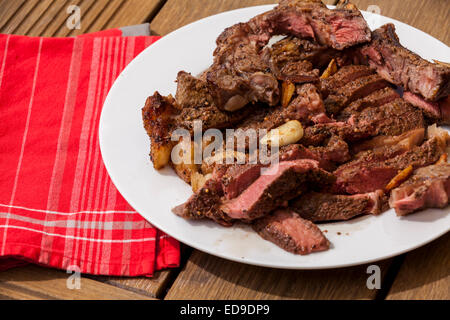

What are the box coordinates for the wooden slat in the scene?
[93,270,174,299]
[150,0,338,36]
[12,0,55,35]
[21,0,71,37]
[0,0,164,37]
[0,0,27,30]
[351,0,450,45]
[165,250,392,300]
[0,265,154,300]
[0,0,41,34]
[386,233,450,300]
[100,0,166,31]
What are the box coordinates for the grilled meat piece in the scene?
[359,23,450,101]
[208,0,371,110]
[252,209,330,255]
[302,98,425,146]
[176,71,215,108]
[172,178,233,226]
[334,137,446,194]
[352,128,425,155]
[320,64,374,98]
[291,190,387,222]
[338,87,399,120]
[221,160,335,221]
[236,83,330,131]
[324,74,390,115]
[268,36,339,72]
[403,92,450,125]
[350,98,425,138]
[389,163,450,216]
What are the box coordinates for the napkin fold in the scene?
[0,26,180,276]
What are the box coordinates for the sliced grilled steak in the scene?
[325,74,390,115]
[389,163,450,216]
[359,24,450,101]
[320,65,374,98]
[302,98,424,146]
[175,71,215,108]
[350,98,425,138]
[291,190,386,222]
[268,36,339,72]
[334,137,446,194]
[172,178,233,226]
[252,209,329,255]
[338,87,400,120]
[237,83,329,131]
[403,92,450,125]
[207,0,371,110]
[352,128,425,155]
[274,59,320,83]
[221,137,348,200]
[221,159,335,221]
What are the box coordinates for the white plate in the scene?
[99,5,450,269]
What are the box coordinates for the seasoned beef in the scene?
[236,83,329,131]
[207,0,371,110]
[334,137,446,194]
[221,137,349,200]
[403,92,450,125]
[273,59,320,83]
[268,36,339,72]
[302,99,425,146]
[291,190,386,222]
[221,160,335,221]
[252,209,329,255]
[320,65,375,98]
[221,163,265,200]
[359,24,450,101]
[172,178,233,226]
[324,74,390,115]
[352,128,425,155]
[175,71,214,108]
[389,163,450,216]
[338,87,400,120]
[351,98,425,138]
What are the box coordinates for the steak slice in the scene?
[334,137,446,194]
[175,71,215,108]
[252,209,329,255]
[268,36,339,71]
[359,23,450,101]
[320,65,375,98]
[302,98,425,146]
[324,74,390,115]
[352,128,425,155]
[403,92,450,125]
[236,83,329,131]
[291,190,386,222]
[389,163,450,216]
[338,87,400,120]
[172,178,233,226]
[221,160,335,221]
[351,98,425,138]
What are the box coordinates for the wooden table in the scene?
[0,0,449,300]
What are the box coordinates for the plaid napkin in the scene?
[0,25,180,276]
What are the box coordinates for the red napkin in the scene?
[0,28,180,276]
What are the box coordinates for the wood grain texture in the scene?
[0,0,164,37]
[386,233,450,300]
[351,0,450,45]
[150,0,339,36]
[165,250,391,300]
[0,265,153,300]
